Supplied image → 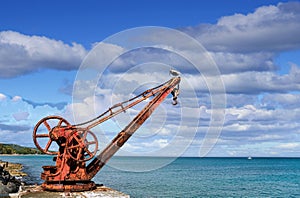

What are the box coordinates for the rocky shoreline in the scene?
[0,160,26,196]
[0,160,27,177]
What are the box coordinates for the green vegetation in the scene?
[0,143,42,154]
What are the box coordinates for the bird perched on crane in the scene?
[169,69,181,76]
[169,69,180,105]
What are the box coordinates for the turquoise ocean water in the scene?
[0,155,299,197]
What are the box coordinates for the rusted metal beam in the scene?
[86,77,180,179]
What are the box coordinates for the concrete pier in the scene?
[11,185,130,198]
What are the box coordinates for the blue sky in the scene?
[1,0,300,157]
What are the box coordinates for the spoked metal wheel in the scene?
[33,116,71,155]
[66,129,98,162]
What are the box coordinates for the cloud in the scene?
[0,92,68,146]
[221,63,300,94]
[174,1,300,82]
[210,52,276,74]
[22,98,67,110]
[105,1,299,83]
[0,123,30,132]
[183,2,300,53]
[13,111,29,121]
[275,143,300,149]
[0,121,32,146]
[0,93,6,100]
[2,2,300,157]
[12,96,22,102]
[216,98,300,154]
[0,31,87,78]
[0,93,67,110]
[277,143,300,149]
[67,3,300,156]
[176,62,300,95]
[262,93,300,109]
[250,134,282,141]
[141,139,169,149]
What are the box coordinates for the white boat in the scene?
[248,156,252,160]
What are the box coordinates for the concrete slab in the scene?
[15,185,130,198]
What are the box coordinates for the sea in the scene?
[0,155,299,197]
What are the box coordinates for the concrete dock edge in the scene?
[7,185,130,198]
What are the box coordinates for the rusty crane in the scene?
[32,76,180,191]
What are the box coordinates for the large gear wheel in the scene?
[33,116,71,155]
[66,129,98,162]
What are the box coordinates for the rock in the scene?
[0,181,19,194]
[0,163,23,195]
[0,160,27,177]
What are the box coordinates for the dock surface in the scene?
[9,185,130,198]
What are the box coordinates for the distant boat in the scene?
[248,156,252,160]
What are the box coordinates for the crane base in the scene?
[41,181,96,192]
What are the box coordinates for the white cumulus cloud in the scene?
[184,2,300,53]
[0,30,87,78]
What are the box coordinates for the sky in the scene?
[1,0,300,157]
